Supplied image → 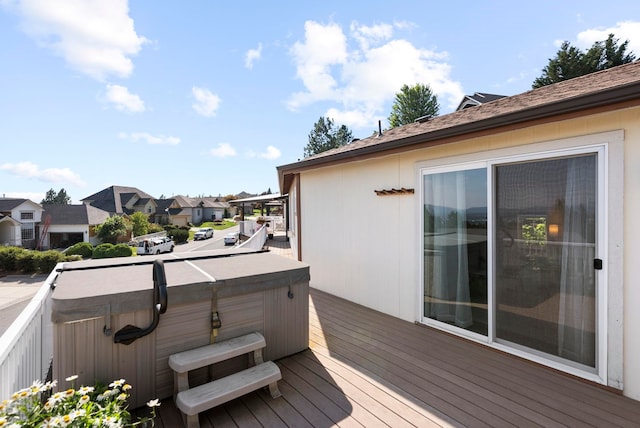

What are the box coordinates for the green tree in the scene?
[303,117,353,158]
[533,34,635,88]
[94,215,130,244]
[388,83,440,128]
[41,188,71,205]
[130,212,150,237]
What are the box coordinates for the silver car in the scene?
[194,227,213,240]
[224,232,239,245]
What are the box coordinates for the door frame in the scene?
[416,130,623,387]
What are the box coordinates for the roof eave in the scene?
[278,81,640,192]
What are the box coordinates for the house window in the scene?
[20,211,34,220]
[421,145,607,379]
[21,224,35,241]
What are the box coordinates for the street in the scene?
[174,225,240,253]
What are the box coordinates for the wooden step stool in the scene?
[168,332,281,428]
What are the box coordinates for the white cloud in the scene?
[287,20,464,129]
[105,84,145,112]
[4,0,147,81]
[247,145,281,160]
[118,132,180,145]
[575,21,640,54]
[192,86,221,117]
[245,43,262,69]
[0,161,86,186]
[209,143,236,158]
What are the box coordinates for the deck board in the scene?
[145,287,640,427]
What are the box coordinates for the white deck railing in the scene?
[0,266,58,400]
[238,224,268,251]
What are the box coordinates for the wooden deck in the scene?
[143,287,640,427]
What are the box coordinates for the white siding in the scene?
[298,106,640,400]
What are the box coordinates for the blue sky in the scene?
[1,1,639,203]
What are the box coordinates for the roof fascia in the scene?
[278,82,640,192]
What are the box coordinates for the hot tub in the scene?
[50,250,309,407]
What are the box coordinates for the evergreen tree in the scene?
[533,34,635,88]
[388,83,439,128]
[41,188,71,204]
[303,117,353,157]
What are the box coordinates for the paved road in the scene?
[0,274,48,336]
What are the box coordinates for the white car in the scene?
[224,232,239,245]
[137,237,175,255]
[194,227,213,240]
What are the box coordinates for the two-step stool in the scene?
[168,332,282,428]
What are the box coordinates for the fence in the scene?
[238,223,268,251]
[0,267,57,400]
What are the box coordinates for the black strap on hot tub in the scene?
[113,259,167,345]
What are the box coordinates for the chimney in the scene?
[378,120,383,137]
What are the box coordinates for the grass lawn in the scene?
[204,220,236,230]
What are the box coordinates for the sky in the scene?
[1,1,639,203]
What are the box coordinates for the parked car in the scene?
[194,227,214,240]
[224,232,239,245]
[137,237,175,255]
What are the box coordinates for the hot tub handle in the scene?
[114,260,168,345]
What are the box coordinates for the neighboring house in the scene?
[0,198,44,248]
[455,92,506,110]
[81,185,156,216]
[156,195,232,226]
[41,204,111,248]
[157,196,192,226]
[277,62,640,402]
[191,197,231,223]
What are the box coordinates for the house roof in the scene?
[455,92,506,110]
[0,198,42,212]
[155,199,174,212]
[80,186,155,214]
[0,214,21,226]
[43,204,111,225]
[192,197,231,209]
[277,62,640,192]
[0,198,28,212]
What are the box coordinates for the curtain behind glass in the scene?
[558,155,596,366]
[424,171,474,328]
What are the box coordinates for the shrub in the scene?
[34,250,66,273]
[113,243,134,258]
[66,242,94,259]
[15,250,37,273]
[0,246,26,272]
[168,228,189,244]
[92,243,114,259]
[147,223,164,233]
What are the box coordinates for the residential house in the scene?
[0,198,44,248]
[155,195,232,226]
[277,61,640,401]
[455,92,506,110]
[191,197,231,223]
[40,204,111,248]
[153,196,192,226]
[81,185,156,216]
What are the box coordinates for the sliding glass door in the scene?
[423,151,600,370]
[423,166,488,336]
[494,154,597,367]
